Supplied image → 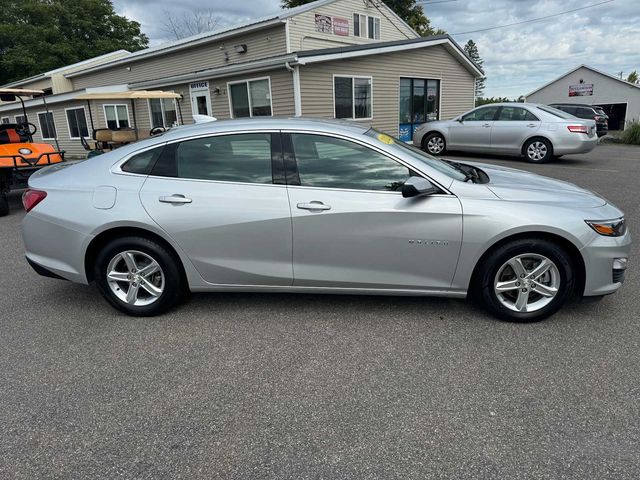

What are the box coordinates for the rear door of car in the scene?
[448,106,499,152]
[490,106,541,153]
[138,131,293,286]
[282,131,463,291]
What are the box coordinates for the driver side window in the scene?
[291,134,410,192]
[462,106,499,122]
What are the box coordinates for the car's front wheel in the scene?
[94,236,185,316]
[475,238,575,322]
[423,132,446,155]
[523,138,553,163]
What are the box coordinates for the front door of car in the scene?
[490,106,541,153]
[283,133,463,291]
[448,106,499,151]
[139,132,293,286]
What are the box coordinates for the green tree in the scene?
[627,70,639,84]
[476,96,514,106]
[281,0,446,36]
[0,0,148,85]
[463,39,485,98]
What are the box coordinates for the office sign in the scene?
[569,83,593,96]
[333,17,349,36]
[315,14,349,36]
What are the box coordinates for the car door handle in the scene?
[526,123,537,128]
[297,201,331,211]
[159,194,192,204]
[482,123,491,128]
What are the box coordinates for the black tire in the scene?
[523,137,553,163]
[474,238,575,322]
[0,193,9,217]
[422,132,446,156]
[94,236,185,316]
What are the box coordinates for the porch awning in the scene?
[74,90,182,100]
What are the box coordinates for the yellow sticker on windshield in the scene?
[377,133,395,145]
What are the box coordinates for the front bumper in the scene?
[581,230,632,296]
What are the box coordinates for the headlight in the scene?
[585,217,626,236]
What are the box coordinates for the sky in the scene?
[112,0,640,98]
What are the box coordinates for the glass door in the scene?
[189,81,212,118]
[399,78,440,142]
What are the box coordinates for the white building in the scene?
[525,65,640,131]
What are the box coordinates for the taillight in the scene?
[22,189,47,213]
[567,125,589,134]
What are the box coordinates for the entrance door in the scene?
[398,78,440,142]
[189,81,212,117]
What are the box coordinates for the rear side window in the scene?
[122,146,164,174]
[537,105,575,119]
[497,107,539,121]
[172,133,273,184]
[462,106,499,121]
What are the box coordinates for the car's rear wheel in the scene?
[0,193,9,217]
[423,132,446,155]
[475,238,574,322]
[94,236,185,316]
[523,138,553,163]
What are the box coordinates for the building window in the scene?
[15,115,27,125]
[353,13,380,39]
[103,104,130,129]
[65,107,89,139]
[37,112,57,140]
[228,78,272,118]
[1,117,9,124]
[148,98,178,128]
[334,76,372,120]
[398,78,440,142]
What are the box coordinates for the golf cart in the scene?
[74,90,183,156]
[0,88,64,216]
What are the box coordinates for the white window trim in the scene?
[147,97,178,128]
[353,13,381,39]
[64,106,90,140]
[102,104,131,129]
[332,75,374,121]
[1,116,10,124]
[227,76,274,119]
[189,87,213,118]
[36,111,57,140]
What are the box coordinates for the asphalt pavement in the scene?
[1,144,639,479]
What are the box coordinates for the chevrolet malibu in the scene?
[414,103,598,162]
[21,118,630,322]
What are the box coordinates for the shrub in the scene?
[620,121,640,145]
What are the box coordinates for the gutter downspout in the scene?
[285,61,302,117]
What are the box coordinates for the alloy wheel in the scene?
[493,253,560,313]
[526,141,547,162]
[106,250,165,306]
[427,136,445,154]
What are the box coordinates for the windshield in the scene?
[537,105,576,119]
[364,129,467,182]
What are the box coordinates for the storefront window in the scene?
[334,76,372,120]
[229,78,272,118]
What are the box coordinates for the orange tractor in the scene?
[0,88,64,216]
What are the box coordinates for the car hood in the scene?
[470,162,607,208]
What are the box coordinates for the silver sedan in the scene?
[21,118,629,322]
[414,103,598,162]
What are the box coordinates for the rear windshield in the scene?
[537,105,575,119]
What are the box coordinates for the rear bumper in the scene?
[554,136,598,155]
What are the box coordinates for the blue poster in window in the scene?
[399,123,412,142]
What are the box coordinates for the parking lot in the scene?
[1,143,639,478]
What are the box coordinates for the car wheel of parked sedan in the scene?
[523,138,553,163]
[0,193,9,217]
[94,236,185,316]
[476,238,575,322]
[423,132,446,155]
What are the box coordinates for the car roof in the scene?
[161,116,372,141]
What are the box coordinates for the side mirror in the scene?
[401,176,439,198]
[456,117,464,123]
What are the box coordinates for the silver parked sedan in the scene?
[414,103,598,162]
[21,118,629,322]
